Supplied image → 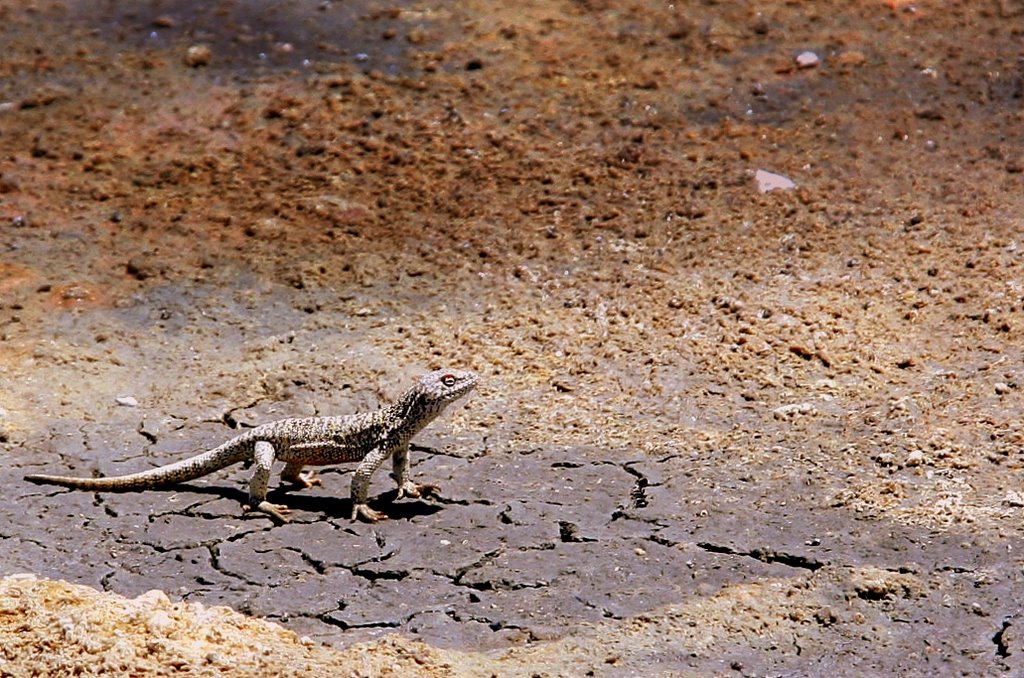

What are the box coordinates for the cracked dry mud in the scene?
[3,0,1024,675]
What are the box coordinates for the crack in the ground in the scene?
[697,541,826,571]
[558,520,596,543]
[609,506,665,524]
[570,594,623,620]
[622,462,650,509]
[0,533,46,549]
[551,461,584,469]
[447,546,507,591]
[147,497,222,523]
[215,398,266,430]
[135,421,157,445]
[289,547,328,576]
[206,543,260,585]
[646,532,677,548]
[936,565,975,574]
[98,569,117,592]
[349,562,409,582]
[410,442,473,460]
[315,613,400,631]
[444,608,540,641]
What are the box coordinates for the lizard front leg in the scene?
[350,446,391,522]
[246,440,292,523]
[391,443,440,500]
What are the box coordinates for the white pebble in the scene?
[754,169,796,193]
[115,396,138,407]
[796,51,820,68]
[772,402,815,419]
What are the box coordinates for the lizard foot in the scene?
[351,503,388,522]
[282,470,322,489]
[397,481,441,500]
[246,501,292,523]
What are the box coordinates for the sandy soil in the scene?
[3,0,1024,675]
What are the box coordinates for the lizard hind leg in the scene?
[281,462,322,489]
[350,446,392,522]
[246,440,292,523]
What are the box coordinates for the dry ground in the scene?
[2,1,1024,675]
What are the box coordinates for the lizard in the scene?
[25,369,478,523]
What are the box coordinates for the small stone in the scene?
[795,51,820,68]
[754,169,796,193]
[60,285,90,301]
[184,45,212,67]
[551,376,576,393]
[772,402,816,420]
[836,50,866,67]
[875,451,896,466]
[814,606,837,626]
[995,382,1012,394]
[134,589,172,609]
[905,450,924,466]
[126,255,162,281]
[145,610,174,633]
[115,396,138,408]
[1004,491,1024,507]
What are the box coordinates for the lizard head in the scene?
[418,369,479,411]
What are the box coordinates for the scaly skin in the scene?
[26,369,478,523]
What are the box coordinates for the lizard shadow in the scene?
[171,482,443,522]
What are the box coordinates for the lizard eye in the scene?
[441,374,457,387]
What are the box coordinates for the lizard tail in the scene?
[24,441,252,491]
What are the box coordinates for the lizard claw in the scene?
[397,481,441,500]
[283,470,322,489]
[351,503,388,522]
[246,501,292,523]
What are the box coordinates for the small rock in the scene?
[836,50,866,67]
[996,382,1012,394]
[134,589,172,609]
[60,285,90,301]
[145,610,174,634]
[772,402,816,420]
[551,376,576,393]
[126,255,160,281]
[905,449,924,466]
[184,45,212,67]
[754,169,796,193]
[795,51,820,68]
[115,396,138,408]
[814,606,837,626]
[1004,491,1024,507]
